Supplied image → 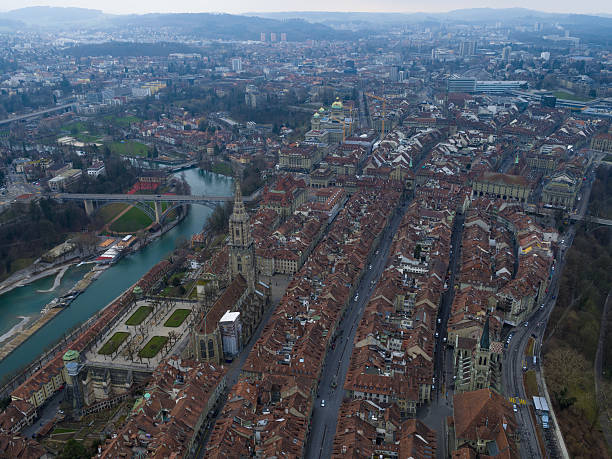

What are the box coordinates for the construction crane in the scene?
[365,92,387,139]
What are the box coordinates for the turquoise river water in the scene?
[0,169,233,381]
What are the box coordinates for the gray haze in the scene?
[0,0,610,15]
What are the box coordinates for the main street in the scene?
[417,211,465,459]
[502,159,597,459]
[304,195,409,459]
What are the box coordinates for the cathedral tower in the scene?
[229,181,256,291]
[471,315,493,391]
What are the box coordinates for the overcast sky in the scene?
[0,0,610,16]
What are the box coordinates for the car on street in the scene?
[513,404,518,412]
[321,399,325,407]
[524,322,529,327]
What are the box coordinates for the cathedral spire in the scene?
[234,179,242,204]
[230,179,248,225]
[480,315,490,350]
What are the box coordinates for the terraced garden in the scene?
[125,306,153,326]
[138,336,168,358]
[164,309,191,327]
[98,332,130,355]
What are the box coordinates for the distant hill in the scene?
[0,6,107,27]
[0,7,351,42]
[251,9,612,43]
[251,8,612,25]
[110,13,351,41]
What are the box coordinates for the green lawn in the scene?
[109,206,152,233]
[74,132,102,144]
[138,336,168,358]
[552,91,593,102]
[125,306,153,326]
[62,121,88,133]
[53,428,77,434]
[98,332,130,355]
[524,370,539,398]
[108,140,149,158]
[164,309,191,327]
[97,203,128,225]
[104,115,142,127]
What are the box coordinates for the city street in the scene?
[417,211,465,459]
[501,159,597,459]
[304,196,408,459]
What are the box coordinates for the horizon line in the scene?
[1,6,611,16]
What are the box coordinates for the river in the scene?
[0,169,233,381]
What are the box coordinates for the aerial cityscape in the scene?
[0,5,610,459]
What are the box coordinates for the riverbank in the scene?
[0,206,187,298]
[0,260,78,297]
[37,265,70,293]
[0,309,64,361]
[0,169,233,393]
[0,212,185,365]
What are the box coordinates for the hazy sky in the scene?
[0,0,610,15]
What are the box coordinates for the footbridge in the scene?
[569,213,612,227]
[55,192,250,224]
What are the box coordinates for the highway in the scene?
[0,102,76,126]
[303,195,408,459]
[501,160,596,458]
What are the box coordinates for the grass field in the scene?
[52,428,77,434]
[97,203,129,225]
[104,115,141,127]
[125,306,153,326]
[107,140,149,157]
[525,337,535,356]
[164,309,191,327]
[98,332,129,355]
[524,370,539,398]
[109,206,152,233]
[138,336,168,358]
[552,91,593,102]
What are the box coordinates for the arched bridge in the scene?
[55,193,252,224]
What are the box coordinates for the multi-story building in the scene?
[472,172,531,202]
[591,132,612,153]
[541,171,579,210]
[278,143,323,172]
[448,388,519,457]
[260,174,307,217]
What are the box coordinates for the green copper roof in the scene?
[62,350,79,361]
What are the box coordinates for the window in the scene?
[208,339,215,358]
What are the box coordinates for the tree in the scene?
[58,439,91,459]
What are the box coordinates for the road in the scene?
[0,102,76,126]
[501,160,597,458]
[22,388,64,438]
[194,275,291,458]
[417,212,465,459]
[303,195,408,459]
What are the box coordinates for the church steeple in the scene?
[229,180,252,247]
[479,315,490,350]
[229,179,255,290]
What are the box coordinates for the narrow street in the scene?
[417,211,465,459]
[304,196,409,459]
[194,274,291,458]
